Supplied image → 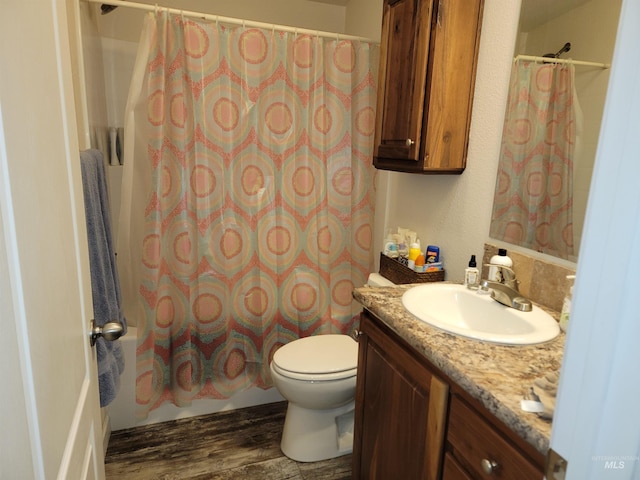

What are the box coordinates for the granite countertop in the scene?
[353,284,565,455]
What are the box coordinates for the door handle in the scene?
[90,319,124,346]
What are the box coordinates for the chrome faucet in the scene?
[480,265,532,312]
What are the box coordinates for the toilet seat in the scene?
[272,334,358,382]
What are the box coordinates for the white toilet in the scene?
[270,273,395,462]
[270,334,359,462]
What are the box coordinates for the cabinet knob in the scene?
[351,330,363,342]
[481,459,500,475]
[405,138,415,147]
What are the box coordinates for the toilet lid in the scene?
[272,334,358,378]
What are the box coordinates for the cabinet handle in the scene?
[351,330,363,342]
[405,138,415,146]
[481,459,500,475]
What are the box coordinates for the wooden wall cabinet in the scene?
[352,310,545,479]
[373,0,484,173]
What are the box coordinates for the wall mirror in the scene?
[489,0,622,262]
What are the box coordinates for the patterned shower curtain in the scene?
[490,60,577,259]
[120,12,378,417]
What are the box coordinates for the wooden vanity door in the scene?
[352,312,449,480]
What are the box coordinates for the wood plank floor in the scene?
[105,401,352,479]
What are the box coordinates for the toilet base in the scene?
[280,400,355,462]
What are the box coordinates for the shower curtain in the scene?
[118,12,378,416]
[490,60,579,259]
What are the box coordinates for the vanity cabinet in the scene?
[373,0,484,173]
[352,310,545,479]
[352,309,449,479]
[446,396,542,479]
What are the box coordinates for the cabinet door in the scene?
[353,313,448,480]
[442,453,474,480]
[374,0,433,162]
[447,396,543,479]
[422,0,483,171]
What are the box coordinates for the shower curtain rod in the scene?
[515,54,610,69]
[82,0,379,44]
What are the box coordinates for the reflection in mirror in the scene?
[489,0,622,262]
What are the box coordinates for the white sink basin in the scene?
[401,283,560,345]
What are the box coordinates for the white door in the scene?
[0,1,105,479]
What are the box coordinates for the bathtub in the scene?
[106,326,284,432]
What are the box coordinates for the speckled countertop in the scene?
[353,284,565,456]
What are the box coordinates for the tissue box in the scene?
[379,253,445,284]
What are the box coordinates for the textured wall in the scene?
[368,0,523,282]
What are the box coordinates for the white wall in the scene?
[359,0,522,281]
[345,0,383,41]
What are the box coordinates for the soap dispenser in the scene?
[488,248,513,283]
[559,275,576,332]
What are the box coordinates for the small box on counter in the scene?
[425,262,443,272]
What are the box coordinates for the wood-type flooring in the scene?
[105,401,352,479]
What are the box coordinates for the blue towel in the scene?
[80,149,127,407]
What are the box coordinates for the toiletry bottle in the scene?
[465,255,479,290]
[396,232,408,258]
[559,275,576,332]
[383,236,399,258]
[426,245,440,264]
[408,241,421,269]
[488,248,513,282]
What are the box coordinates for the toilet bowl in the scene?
[270,334,358,462]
